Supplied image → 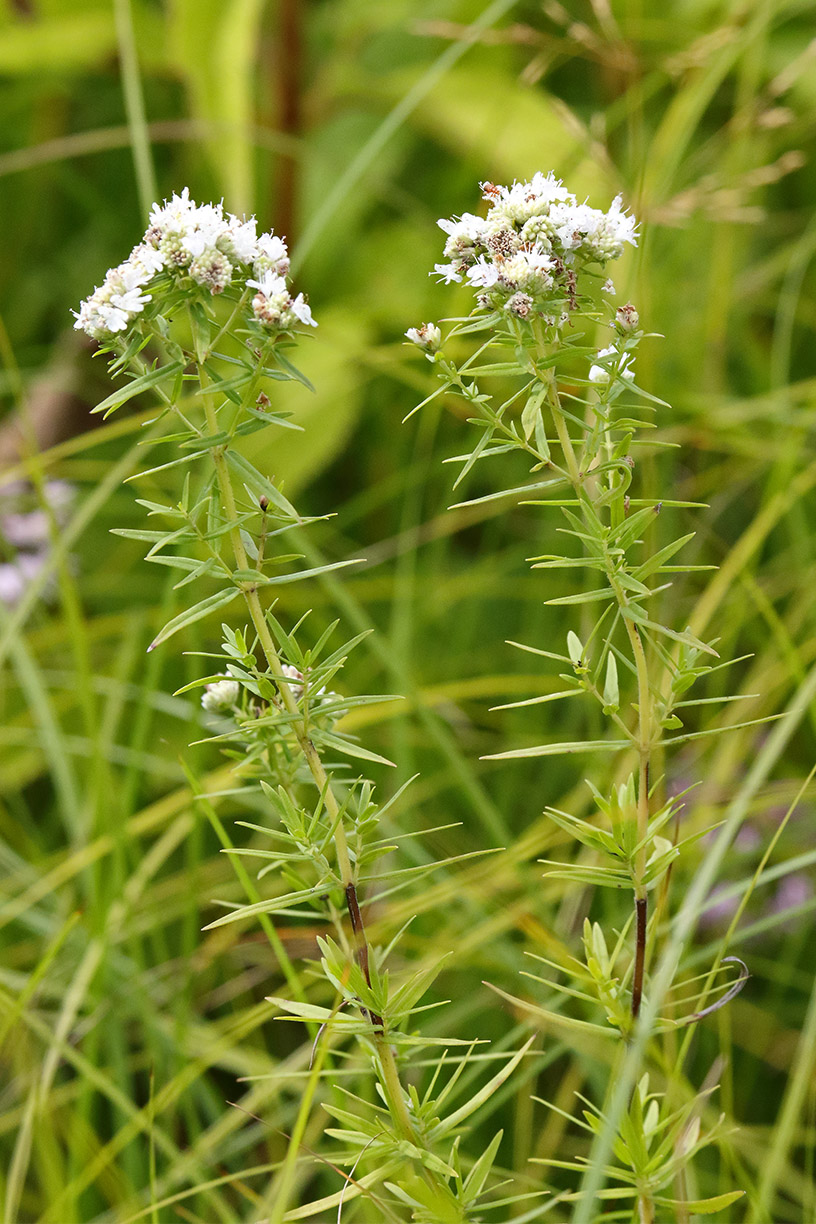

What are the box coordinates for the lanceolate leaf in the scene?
[545,589,616,607]
[91,359,183,417]
[485,985,617,1041]
[434,1037,536,1137]
[621,605,718,656]
[654,1192,745,1213]
[483,739,630,761]
[147,587,239,651]
[224,449,301,519]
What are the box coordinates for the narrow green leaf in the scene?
[91,360,183,417]
[272,349,316,391]
[521,384,547,440]
[542,865,631,888]
[485,985,616,1040]
[634,533,695,580]
[126,449,208,481]
[260,558,360,586]
[655,1192,744,1214]
[483,739,630,761]
[449,476,562,510]
[621,606,718,656]
[663,714,783,747]
[435,1036,536,1136]
[266,997,340,1023]
[462,1130,503,1204]
[315,729,396,768]
[452,421,495,490]
[224,449,300,519]
[110,528,178,543]
[390,955,452,1017]
[545,589,615,607]
[147,587,239,652]
[609,504,660,552]
[491,689,580,712]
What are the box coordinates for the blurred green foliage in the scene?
[2,0,816,1219]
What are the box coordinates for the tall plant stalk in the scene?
[77,187,528,1222]
[408,172,752,1220]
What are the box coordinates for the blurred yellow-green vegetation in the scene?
[2,0,816,1220]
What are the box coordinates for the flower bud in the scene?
[506,291,533,319]
[615,303,639,333]
[405,323,442,353]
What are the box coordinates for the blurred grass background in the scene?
[1,0,816,1219]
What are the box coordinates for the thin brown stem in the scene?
[345,882,384,1028]
[631,896,648,1019]
[624,615,652,1018]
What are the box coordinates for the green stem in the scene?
[199,375,355,885]
[548,378,652,1019]
[550,395,582,488]
[377,1034,415,1141]
[195,359,417,1148]
[637,1190,655,1224]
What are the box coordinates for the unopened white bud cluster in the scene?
[200,665,341,718]
[432,172,637,318]
[74,188,316,341]
[201,678,240,712]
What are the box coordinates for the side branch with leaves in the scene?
[408,172,751,1221]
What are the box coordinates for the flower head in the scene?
[430,173,638,322]
[74,190,315,341]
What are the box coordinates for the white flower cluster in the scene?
[200,664,340,718]
[201,678,240,712]
[431,172,638,319]
[74,188,316,341]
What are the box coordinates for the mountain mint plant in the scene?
[77,191,528,1221]
[407,173,749,1221]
